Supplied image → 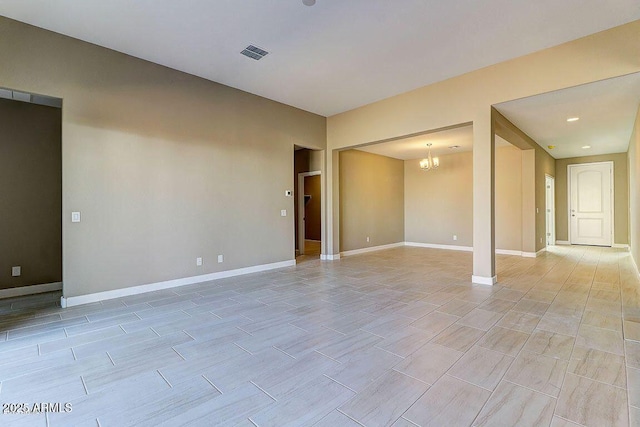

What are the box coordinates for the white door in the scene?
[569,162,612,246]
[545,175,555,246]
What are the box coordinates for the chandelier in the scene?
[420,143,439,171]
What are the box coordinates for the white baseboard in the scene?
[60,260,295,308]
[613,243,630,250]
[555,240,570,245]
[0,282,62,300]
[409,243,536,258]
[320,254,341,260]
[341,242,405,257]
[496,249,523,256]
[405,242,473,252]
[472,275,497,285]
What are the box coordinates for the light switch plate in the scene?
[281,210,287,217]
[71,212,81,223]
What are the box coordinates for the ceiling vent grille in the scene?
[241,45,269,60]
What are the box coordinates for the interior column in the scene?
[472,108,497,284]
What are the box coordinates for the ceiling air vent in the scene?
[241,45,269,60]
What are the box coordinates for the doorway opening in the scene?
[545,175,555,246]
[294,147,322,262]
[298,171,321,259]
[0,88,63,298]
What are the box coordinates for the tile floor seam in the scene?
[390,368,432,387]
[170,346,186,361]
[335,407,369,426]
[157,369,172,388]
[553,414,587,426]
[313,350,342,364]
[234,342,254,355]
[249,380,279,402]
[235,326,254,337]
[80,375,89,395]
[287,322,311,333]
[271,345,296,359]
[373,345,408,359]
[501,378,560,400]
[201,374,224,395]
[322,372,360,394]
[106,351,115,366]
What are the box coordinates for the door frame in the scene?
[545,174,555,246]
[567,161,614,246]
[297,170,321,255]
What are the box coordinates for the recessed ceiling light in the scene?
[449,145,460,149]
[582,145,591,149]
[302,0,316,5]
[567,117,580,122]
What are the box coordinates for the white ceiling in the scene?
[359,73,640,161]
[0,0,639,116]
[495,73,640,159]
[355,125,473,160]
[355,126,515,160]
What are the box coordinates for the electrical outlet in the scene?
[11,266,21,277]
[453,235,457,241]
[217,255,224,263]
[196,257,203,266]
[281,210,287,217]
[71,211,81,223]
[366,236,370,243]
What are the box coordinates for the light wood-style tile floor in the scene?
[1,245,639,426]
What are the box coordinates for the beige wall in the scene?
[495,146,523,251]
[326,21,640,280]
[629,108,640,267]
[493,110,555,253]
[404,146,524,252]
[0,99,62,289]
[340,150,404,251]
[555,153,628,244]
[404,151,473,246]
[309,150,323,172]
[0,17,326,298]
